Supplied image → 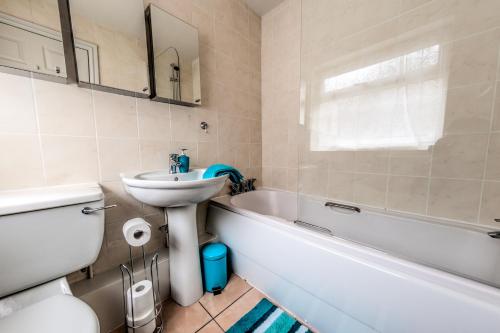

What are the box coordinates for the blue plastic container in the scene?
[202,243,228,294]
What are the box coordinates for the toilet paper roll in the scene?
[126,280,155,323]
[123,218,151,247]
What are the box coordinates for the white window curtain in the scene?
[309,44,447,151]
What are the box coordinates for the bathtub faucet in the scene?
[231,178,256,196]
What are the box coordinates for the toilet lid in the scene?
[0,294,99,333]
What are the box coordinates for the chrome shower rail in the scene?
[325,202,361,213]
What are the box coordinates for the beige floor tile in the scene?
[163,300,211,333]
[199,274,252,317]
[197,320,225,333]
[215,288,265,331]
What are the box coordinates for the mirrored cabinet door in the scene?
[0,0,66,78]
[146,4,201,106]
[68,0,149,94]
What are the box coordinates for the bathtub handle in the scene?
[325,202,361,213]
[294,220,333,236]
[487,231,500,239]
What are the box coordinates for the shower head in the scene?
[170,63,180,71]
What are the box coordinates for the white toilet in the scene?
[0,184,105,333]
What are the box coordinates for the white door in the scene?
[0,17,99,83]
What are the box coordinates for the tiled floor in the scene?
[163,274,265,333]
[110,274,267,333]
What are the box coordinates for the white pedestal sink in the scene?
[120,169,228,306]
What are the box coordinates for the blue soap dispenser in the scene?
[178,148,190,173]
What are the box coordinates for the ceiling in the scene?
[244,0,286,16]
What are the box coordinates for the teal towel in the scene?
[203,164,243,183]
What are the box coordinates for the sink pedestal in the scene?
[120,169,229,306]
[166,204,203,306]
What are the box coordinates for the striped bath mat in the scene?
[227,298,313,333]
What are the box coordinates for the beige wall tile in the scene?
[299,167,329,197]
[353,173,387,208]
[235,143,250,169]
[41,135,99,185]
[400,0,432,12]
[0,135,44,190]
[101,181,142,224]
[35,80,95,136]
[137,98,171,141]
[428,178,481,222]
[262,166,273,187]
[485,133,500,181]
[328,151,355,172]
[93,91,138,138]
[389,150,432,177]
[493,81,500,131]
[198,142,218,167]
[287,168,298,191]
[262,144,272,167]
[431,134,488,179]
[98,138,140,181]
[197,109,218,143]
[191,6,215,47]
[479,181,500,225]
[444,83,494,134]
[139,139,171,170]
[0,72,37,134]
[328,171,355,202]
[271,143,288,168]
[387,176,428,214]
[249,10,261,43]
[171,106,198,142]
[446,29,500,88]
[218,115,250,143]
[272,167,288,190]
[354,151,390,174]
[249,144,262,168]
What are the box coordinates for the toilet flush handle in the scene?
[81,204,117,215]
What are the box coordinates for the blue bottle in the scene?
[178,148,190,173]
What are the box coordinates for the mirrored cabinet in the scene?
[145,4,201,106]
[0,0,66,79]
[68,0,149,95]
[0,0,202,106]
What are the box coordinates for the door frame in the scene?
[0,10,99,84]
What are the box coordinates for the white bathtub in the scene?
[207,189,500,333]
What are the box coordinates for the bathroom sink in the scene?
[120,168,229,307]
[120,169,228,207]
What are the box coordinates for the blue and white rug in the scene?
[227,298,313,333]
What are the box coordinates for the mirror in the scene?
[146,4,201,106]
[0,0,66,78]
[68,0,149,94]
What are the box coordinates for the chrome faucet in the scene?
[230,178,256,196]
[169,153,181,174]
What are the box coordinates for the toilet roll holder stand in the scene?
[120,245,163,333]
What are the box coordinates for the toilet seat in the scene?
[0,294,99,333]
